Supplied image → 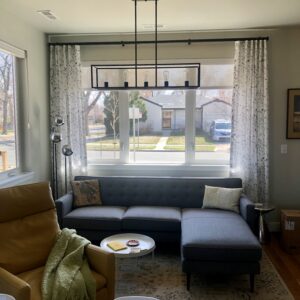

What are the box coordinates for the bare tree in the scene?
[104,91,119,141]
[0,52,13,135]
[83,91,102,136]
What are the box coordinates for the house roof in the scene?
[142,94,231,109]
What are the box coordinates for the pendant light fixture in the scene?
[91,0,200,90]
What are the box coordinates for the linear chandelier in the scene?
[91,0,200,90]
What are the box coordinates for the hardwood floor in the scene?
[264,234,300,299]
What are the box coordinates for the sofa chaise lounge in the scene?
[56,176,261,291]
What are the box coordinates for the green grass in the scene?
[167,135,214,145]
[87,134,217,152]
[87,142,156,151]
[195,145,216,152]
[164,145,185,151]
[87,143,120,151]
[130,145,156,150]
[164,145,216,152]
[129,136,161,144]
[195,136,214,145]
[166,136,185,145]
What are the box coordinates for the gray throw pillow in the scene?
[202,185,243,213]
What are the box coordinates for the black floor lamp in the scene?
[50,116,64,199]
[62,144,73,194]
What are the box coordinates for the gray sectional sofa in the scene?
[56,176,261,291]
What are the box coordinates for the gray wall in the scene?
[0,8,49,183]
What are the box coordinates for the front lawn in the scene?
[87,142,156,151]
[129,135,161,144]
[167,135,213,145]
[164,145,216,152]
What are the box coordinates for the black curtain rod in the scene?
[48,36,269,46]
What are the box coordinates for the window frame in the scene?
[0,42,25,180]
[83,58,233,176]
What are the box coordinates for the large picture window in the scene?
[83,61,233,166]
[0,49,18,174]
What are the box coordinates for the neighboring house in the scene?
[139,94,231,134]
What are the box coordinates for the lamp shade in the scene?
[62,145,73,156]
[54,116,64,126]
[50,131,62,143]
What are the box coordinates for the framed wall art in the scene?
[287,88,300,139]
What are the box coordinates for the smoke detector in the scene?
[37,10,57,21]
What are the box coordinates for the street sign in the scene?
[129,107,142,119]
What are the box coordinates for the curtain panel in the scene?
[50,45,87,198]
[230,40,269,203]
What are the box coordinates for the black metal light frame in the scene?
[91,63,200,90]
[90,0,201,90]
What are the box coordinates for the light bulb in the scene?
[163,70,169,81]
[123,70,128,82]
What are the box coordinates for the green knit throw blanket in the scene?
[42,228,96,300]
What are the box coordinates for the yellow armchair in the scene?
[0,182,115,300]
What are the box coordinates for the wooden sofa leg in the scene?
[250,274,255,292]
[186,272,191,291]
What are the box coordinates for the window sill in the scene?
[87,163,230,177]
[0,171,36,188]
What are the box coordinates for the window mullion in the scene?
[185,90,196,164]
[119,91,129,163]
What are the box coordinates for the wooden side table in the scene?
[255,203,275,244]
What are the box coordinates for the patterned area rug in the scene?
[115,251,294,300]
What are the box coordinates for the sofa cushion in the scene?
[63,206,126,231]
[181,209,261,262]
[122,206,181,232]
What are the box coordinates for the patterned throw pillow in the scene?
[202,185,243,213]
[71,180,102,208]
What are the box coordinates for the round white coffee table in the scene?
[100,233,155,258]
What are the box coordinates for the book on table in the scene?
[107,241,127,251]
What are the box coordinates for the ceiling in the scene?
[2,0,300,34]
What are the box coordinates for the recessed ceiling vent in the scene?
[37,10,57,20]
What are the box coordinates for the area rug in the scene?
[115,251,294,300]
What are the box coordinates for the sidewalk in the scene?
[154,136,169,150]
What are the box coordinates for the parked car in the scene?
[210,119,231,141]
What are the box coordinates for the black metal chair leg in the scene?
[250,274,255,292]
[186,272,191,291]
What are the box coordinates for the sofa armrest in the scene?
[55,193,73,227]
[85,244,115,300]
[240,194,259,235]
[0,267,31,300]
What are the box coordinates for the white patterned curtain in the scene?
[230,40,269,203]
[50,45,87,198]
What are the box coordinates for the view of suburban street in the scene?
[85,88,232,164]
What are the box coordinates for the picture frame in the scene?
[287,89,300,139]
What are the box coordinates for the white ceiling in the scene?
[2,0,300,34]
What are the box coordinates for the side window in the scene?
[0,50,18,174]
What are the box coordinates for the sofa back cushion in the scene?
[74,176,242,209]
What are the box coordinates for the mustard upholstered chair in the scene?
[0,182,115,300]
